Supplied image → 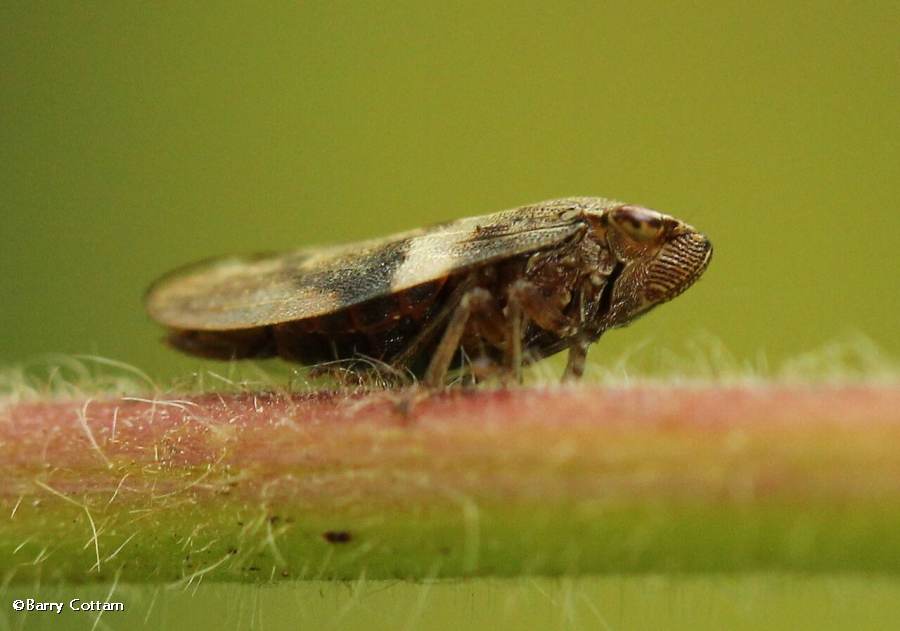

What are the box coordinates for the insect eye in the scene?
[609,206,666,242]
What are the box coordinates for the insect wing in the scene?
[144,200,605,331]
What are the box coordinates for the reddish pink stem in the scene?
[2,384,900,582]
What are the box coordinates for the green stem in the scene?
[2,384,900,584]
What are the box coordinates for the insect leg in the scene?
[562,281,597,382]
[391,276,476,371]
[507,280,577,337]
[504,280,573,384]
[505,292,524,383]
[506,279,587,382]
[464,297,510,383]
[423,287,492,388]
[562,336,592,381]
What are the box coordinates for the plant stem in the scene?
[2,384,900,583]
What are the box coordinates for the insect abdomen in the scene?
[166,278,451,366]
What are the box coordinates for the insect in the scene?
[145,197,712,387]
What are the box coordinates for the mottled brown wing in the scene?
[144,197,620,330]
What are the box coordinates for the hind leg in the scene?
[422,287,494,388]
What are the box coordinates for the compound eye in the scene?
[609,205,666,242]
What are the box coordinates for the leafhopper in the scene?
[146,198,712,386]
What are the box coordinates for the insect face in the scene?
[599,205,713,329]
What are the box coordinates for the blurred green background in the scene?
[2,2,898,380]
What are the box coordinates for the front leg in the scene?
[506,280,586,383]
[507,280,578,338]
[508,279,601,382]
[562,335,592,381]
[562,281,602,381]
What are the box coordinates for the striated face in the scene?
[594,205,712,330]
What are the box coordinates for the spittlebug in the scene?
[145,197,712,386]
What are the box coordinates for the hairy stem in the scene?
[2,384,900,583]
